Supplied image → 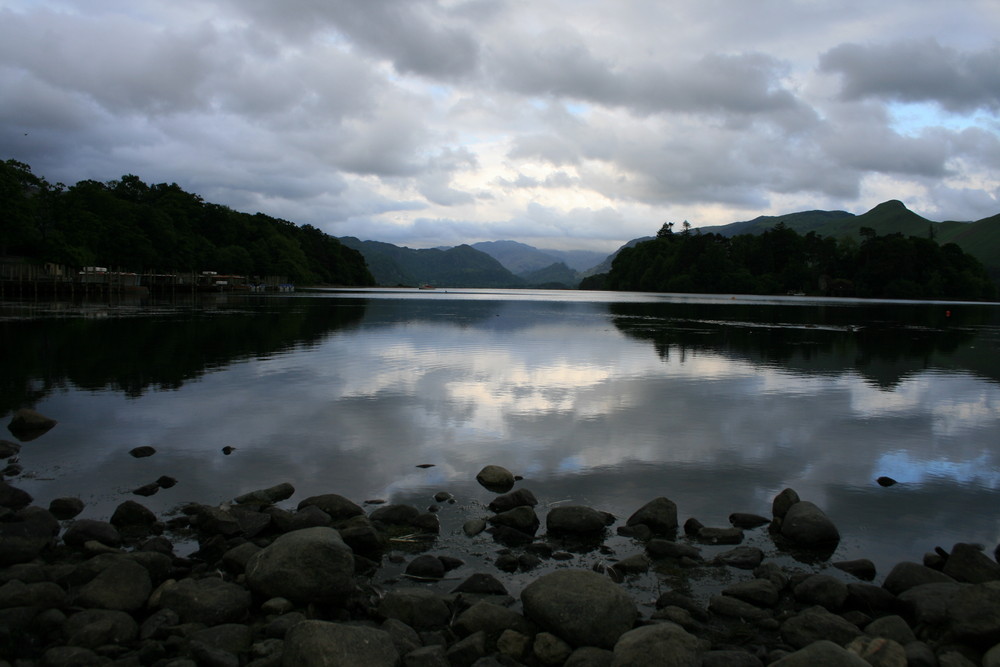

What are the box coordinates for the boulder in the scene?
[521,569,637,649]
[368,503,420,525]
[943,543,1000,583]
[377,588,451,631]
[0,516,56,565]
[48,497,85,520]
[845,636,907,666]
[780,501,839,547]
[489,506,540,535]
[626,497,678,535]
[546,505,613,535]
[714,546,764,569]
[488,488,538,513]
[0,579,66,609]
[0,481,32,510]
[296,492,365,520]
[476,465,516,492]
[159,577,251,625]
[793,574,849,611]
[283,620,399,667]
[882,561,956,595]
[897,582,965,627]
[646,539,702,561]
[780,606,863,649]
[128,446,155,458]
[611,621,705,666]
[771,488,800,519]
[234,482,295,506]
[770,639,869,666]
[245,527,356,604]
[697,526,744,544]
[454,600,535,643]
[729,512,771,528]
[945,580,1000,644]
[452,572,509,596]
[74,558,151,612]
[833,558,877,581]
[63,608,138,649]
[405,554,445,580]
[62,519,121,549]
[709,595,772,621]
[109,500,158,534]
[0,440,21,458]
[7,408,57,441]
[722,578,780,608]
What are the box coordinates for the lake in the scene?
[3,288,999,600]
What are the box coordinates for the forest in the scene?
[583,222,997,301]
[0,159,374,286]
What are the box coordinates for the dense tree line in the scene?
[583,222,996,300]
[0,159,374,286]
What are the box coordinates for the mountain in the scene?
[696,200,1000,280]
[519,262,579,288]
[338,238,524,287]
[583,237,654,277]
[470,240,607,274]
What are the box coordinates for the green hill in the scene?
[339,237,524,287]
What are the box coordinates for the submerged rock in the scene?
[7,408,57,441]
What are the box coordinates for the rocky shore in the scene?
[2,443,1000,665]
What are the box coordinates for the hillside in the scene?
[339,238,524,288]
[698,200,1000,280]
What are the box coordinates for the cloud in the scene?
[820,39,1000,112]
[1,1,998,249]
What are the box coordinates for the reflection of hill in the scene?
[0,296,367,415]
[609,301,1000,388]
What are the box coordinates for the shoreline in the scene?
[3,460,1000,666]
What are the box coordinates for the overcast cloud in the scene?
[1,0,998,251]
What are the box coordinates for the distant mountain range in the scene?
[342,200,1000,288]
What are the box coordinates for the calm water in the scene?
[3,288,999,599]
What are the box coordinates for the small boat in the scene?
[418,284,436,290]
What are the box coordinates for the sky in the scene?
[1,1,999,253]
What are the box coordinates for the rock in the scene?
[0,579,66,609]
[369,503,420,525]
[222,542,262,573]
[897,582,965,626]
[405,554,446,580]
[74,558,151,612]
[283,620,399,667]
[159,577,252,625]
[128,445,156,458]
[378,588,451,631]
[546,505,613,534]
[190,623,252,655]
[404,644,450,666]
[476,465,516,492]
[833,558,877,581]
[498,629,532,662]
[729,512,771,528]
[7,408,57,440]
[565,646,615,666]
[0,513,54,565]
[876,476,897,487]
[447,629,488,665]
[63,608,139,648]
[771,488,800,519]
[780,501,839,547]
[488,488,538,513]
[625,497,678,535]
[611,621,705,666]
[702,648,764,667]
[770,639,869,666]
[41,645,103,667]
[646,539,702,561]
[48,497,85,520]
[845,636,906,667]
[882,561,956,595]
[110,499,158,533]
[381,617,421,656]
[943,543,1000,583]
[62,519,122,549]
[452,572,509,596]
[156,475,177,488]
[865,615,916,645]
[845,583,897,615]
[793,574,849,611]
[234,482,295,506]
[454,601,534,644]
[611,554,651,575]
[722,578,780,607]
[463,518,487,536]
[683,517,704,536]
[781,606,863,649]
[0,439,21,458]
[132,482,159,497]
[245,526,357,604]
[521,569,637,649]
[0,480,32,510]
[534,631,573,665]
[945,580,1000,643]
[293,493,364,521]
[709,594,773,620]
[714,546,763,569]
[489,506,540,535]
[193,505,243,537]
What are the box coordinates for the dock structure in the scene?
[0,257,292,297]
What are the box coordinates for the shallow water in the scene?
[3,289,999,600]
